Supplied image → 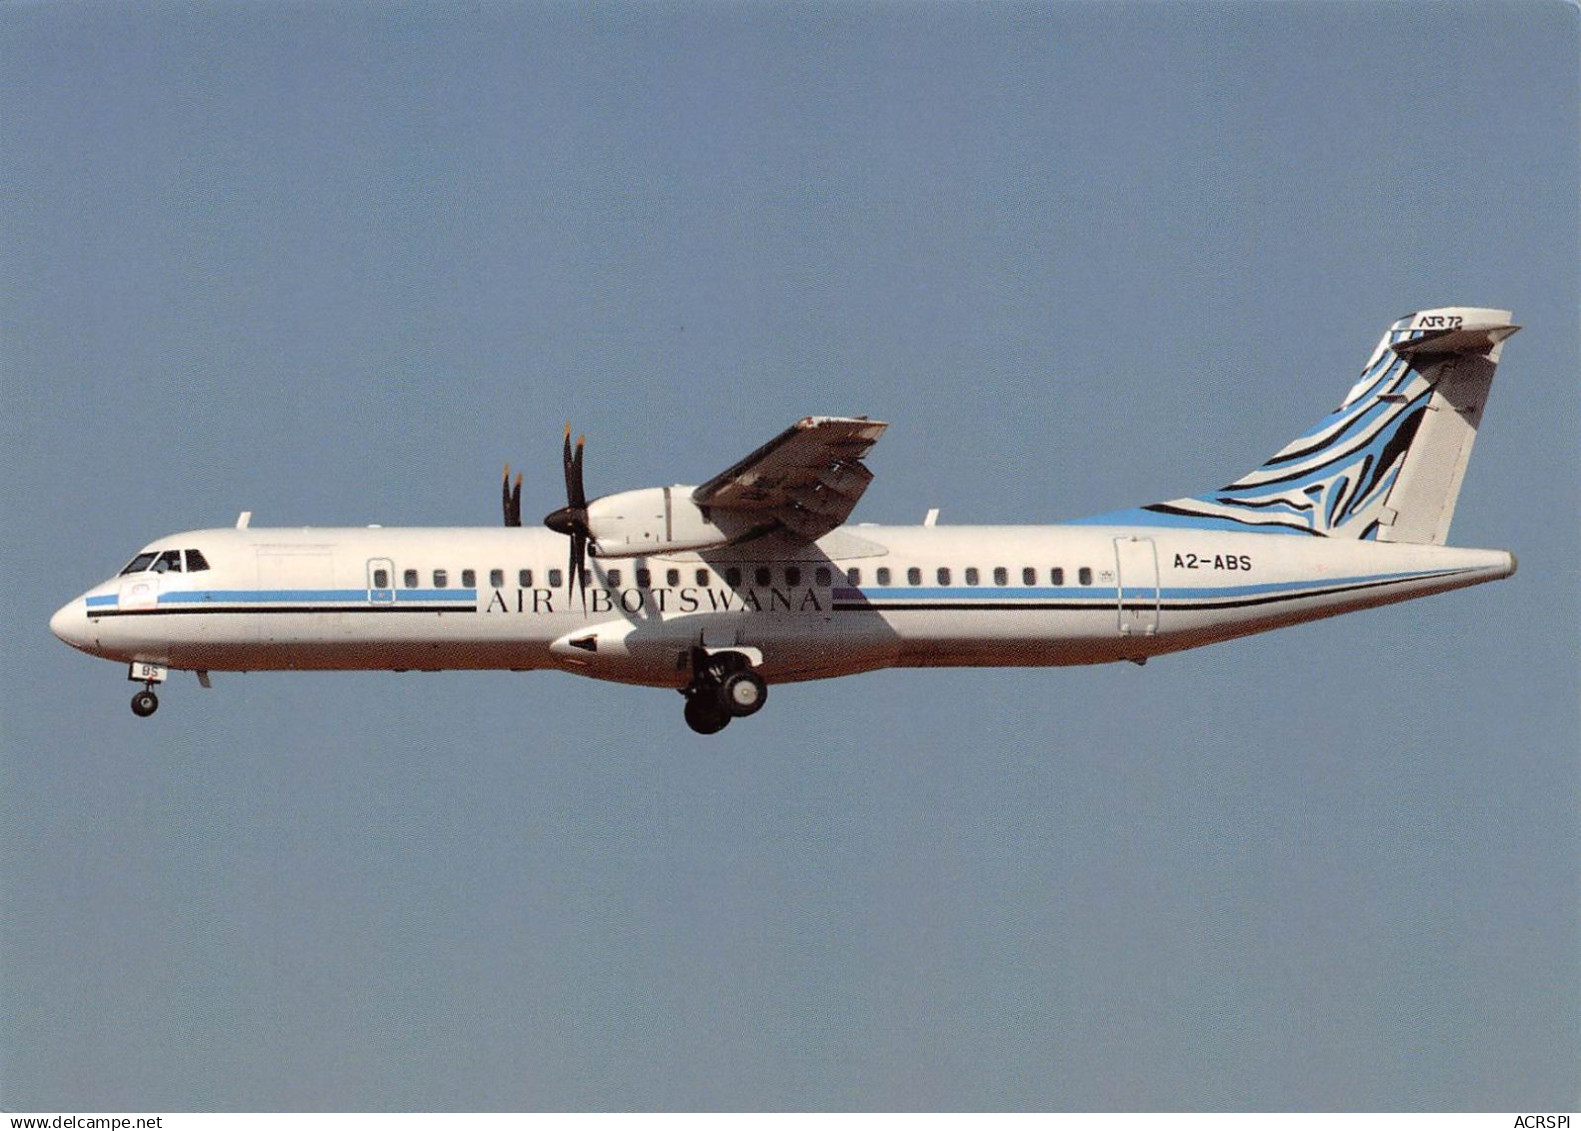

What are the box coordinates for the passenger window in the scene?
[461,569,476,588]
[1051,567,1064,586]
[121,552,158,575]
[153,549,183,573]
[185,549,211,572]
[606,569,621,587]
[786,567,801,587]
[636,569,652,589]
[490,569,504,588]
[373,569,389,588]
[434,569,448,588]
[755,567,771,586]
[519,569,533,587]
[937,567,952,585]
[965,567,980,586]
[726,567,742,587]
[666,568,680,586]
[404,569,419,588]
[907,567,921,585]
[549,568,564,588]
[876,567,891,585]
[1022,567,1036,586]
[1079,567,1092,586]
[815,567,831,587]
[847,568,861,586]
[695,569,710,586]
[993,567,1008,586]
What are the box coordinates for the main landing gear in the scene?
[681,649,768,735]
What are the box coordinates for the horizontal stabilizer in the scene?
[1391,314,1519,361]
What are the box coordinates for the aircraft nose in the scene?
[50,599,89,648]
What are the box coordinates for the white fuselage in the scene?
[51,523,1515,688]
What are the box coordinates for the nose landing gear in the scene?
[127,660,168,719]
[681,649,768,734]
[131,687,159,717]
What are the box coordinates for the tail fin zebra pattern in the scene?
[1105,307,1518,544]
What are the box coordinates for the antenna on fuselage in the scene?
[236,511,252,529]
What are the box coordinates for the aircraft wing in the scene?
[692,416,889,541]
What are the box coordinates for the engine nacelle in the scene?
[585,486,734,557]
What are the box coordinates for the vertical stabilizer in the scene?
[1083,308,1518,543]
[1372,311,1516,544]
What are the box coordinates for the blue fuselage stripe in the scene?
[88,589,481,609]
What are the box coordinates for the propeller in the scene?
[544,424,590,609]
[501,464,522,527]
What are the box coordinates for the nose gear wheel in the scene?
[131,688,159,717]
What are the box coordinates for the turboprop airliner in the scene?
[51,307,1519,734]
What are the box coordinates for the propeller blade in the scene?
[570,435,586,510]
[569,531,588,612]
[502,464,519,527]
[551,423,591,611]
[562,424,577,507]
[510,473,522,527]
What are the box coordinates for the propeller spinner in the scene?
[544,424,591,607]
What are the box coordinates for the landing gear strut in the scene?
[681,649,768,734]
[131,687,159,717]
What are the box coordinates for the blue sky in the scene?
[4,0,1577,1111]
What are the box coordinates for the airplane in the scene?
[51,306,1519,734]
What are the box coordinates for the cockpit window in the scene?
[185,549,211,572]
[152,549,183,573]
[120,552,158,575]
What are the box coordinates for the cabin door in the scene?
[367,557,396,604]
[1113,536,1159,636]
